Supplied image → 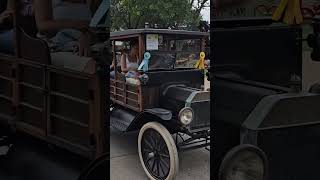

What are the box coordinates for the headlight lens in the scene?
[179,107,194,125]
[219,145,268,180]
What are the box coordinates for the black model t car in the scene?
[110,29,210,180]
[212,17,320,180]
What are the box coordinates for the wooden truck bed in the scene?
[110,78,159,112]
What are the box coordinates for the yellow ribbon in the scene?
[194,52,205,69]
[272,0,303,25]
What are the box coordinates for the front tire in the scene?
[138,122,179,180]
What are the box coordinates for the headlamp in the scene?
[179,107,194,125]
[219,144,268,180]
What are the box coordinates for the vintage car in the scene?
[212,17,320,180]
[110,29,210,180]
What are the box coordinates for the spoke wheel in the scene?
[138,122,179,180]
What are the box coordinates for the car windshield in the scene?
[147,35,202,70]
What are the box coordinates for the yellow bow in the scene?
[195,52,206,69]
[272,0,303,25]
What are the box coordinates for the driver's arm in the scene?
[110,59,115,69]
[120,54,129,73]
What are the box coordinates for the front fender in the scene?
[127,108,173,131]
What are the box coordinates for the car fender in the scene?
[127,108,173,131]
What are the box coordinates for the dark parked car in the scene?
[212,17,320,180]
[110,29,210,180]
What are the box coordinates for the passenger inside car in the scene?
[120,39,139,77]
[0,0,33,54]
[33,0,101,73]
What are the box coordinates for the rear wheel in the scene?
[138,122,179,180]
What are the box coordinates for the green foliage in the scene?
[111,0,209,31]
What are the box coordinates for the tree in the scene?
[111,0,209,31]
[188,0,210,30]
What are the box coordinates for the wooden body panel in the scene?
[110,79,160,112]
[0,16,107,159]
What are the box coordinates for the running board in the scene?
[110,108,136,132]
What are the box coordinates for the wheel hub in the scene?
[148,152,155,158]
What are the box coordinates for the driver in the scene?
[120,39,139,78]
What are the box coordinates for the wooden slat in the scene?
[124,81,127,105]
[0,94,12,101]
[126,90,139,95]
[112,99,140,112]
[116,94,124,98]
[115,87,124,91]
[51,113,89,128]
[20,102,43,112]
[0,74,13,81]
[19,82,44,91]
[0,54,18,62]
[110,76,144,112]
[16,122,46,139]
[126,97,138,103]
[51,91,89,105]
[17,58,46,68]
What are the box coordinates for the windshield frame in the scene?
[142,33,207,70]
[110,32,208,72]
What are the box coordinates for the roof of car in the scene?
[111,29,209,39]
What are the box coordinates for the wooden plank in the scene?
[16,122,46,139]
[115,94,124,98]
[0,94,12,102]
[17,59,45,68]
[115,87,124,91]
[51,91,89,105]
[0,74,13,81]
[19,82,44,91]
[20,102,43,112]
[0,54,18,62]
[112,99,140,112]
[124,81,127,105]
[51,113,89,128]
[126,90,139,95]
[126,97,138,103]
